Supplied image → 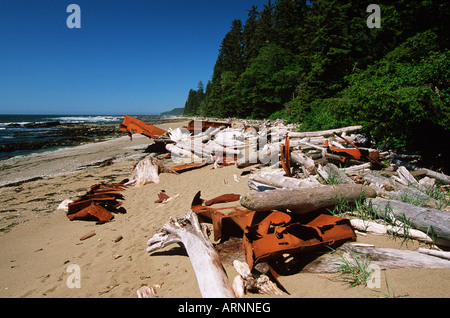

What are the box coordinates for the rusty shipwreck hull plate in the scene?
[120,115,168,139]
[190,191,356,271]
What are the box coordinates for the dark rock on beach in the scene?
[0,123,123,155]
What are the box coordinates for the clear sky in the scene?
[0,0,268,115]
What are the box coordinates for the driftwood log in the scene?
[249,170,322,190]
[392,159,450,185]
[146,211,235,298]
[323,163,355,184]
[240,184,377,213]
[126,157,177,187]
[367,198,450,242]
[290,150,316,175]
[301,243,450,273]
[236,144,279,168]
[287,125,363,139]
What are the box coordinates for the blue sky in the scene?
[0,0,268,115]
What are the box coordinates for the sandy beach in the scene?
[0,120,448,299]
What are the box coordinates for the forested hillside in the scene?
[183,0,449,156]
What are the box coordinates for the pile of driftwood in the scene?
[133,121,450,298]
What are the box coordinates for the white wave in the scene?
[51,116,124,123]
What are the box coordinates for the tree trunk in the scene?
[367,197,450,241]
[240,184,377,213]
[146,211,235,298]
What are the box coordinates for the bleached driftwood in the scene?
[342,163,372,176]
[247,180,277,192]
[236,144,279,168]
[232,260,283,297]
[350,218,436,243]
[392,159,450,185]
[240,184,377,213]
[301,243,450,273]
[126,157,177,187]
[249,170,322,190]
[290,150,316,175]
[418,248,450,260]
[147,211,235,298]
[166,143,201,161]
[323,163,355,184]
[367,198,450,241]
[287,126,363,139]
[395,166,419,186]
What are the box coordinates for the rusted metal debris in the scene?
[184,120,231,133]
[191,191,356,273]
[120,115,168,140]
[326,132,381,166]
[67,180,127,224]
[170,162,208,173]
[280,136,292,177]
[154,191,171,203]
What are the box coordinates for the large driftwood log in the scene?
[147,211,235,298]
[126,157,177,187]
[287,126,363,139]
[367,198,450,241]
[301,243,450,273]
[240,184,377,213]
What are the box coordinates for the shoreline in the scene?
[0,119,449,298]
[0,116,188,161]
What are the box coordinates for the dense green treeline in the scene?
[183,0,449,152]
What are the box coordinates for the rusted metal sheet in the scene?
[280,136,292,177]
[204,194,241,206]
[67,181,127,224]
[184,120,231,133]
[190,191,356,272]
[170,162,207,173]
[326,132,381,166]
[120,115,168,140]
[243,213,356,270]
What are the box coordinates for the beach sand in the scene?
[0,120,448,298]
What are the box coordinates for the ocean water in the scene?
[0,115,127,160]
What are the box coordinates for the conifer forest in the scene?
[183,0,449,168]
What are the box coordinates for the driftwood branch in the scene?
[147,211,235,298]
[287,126,363,139]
